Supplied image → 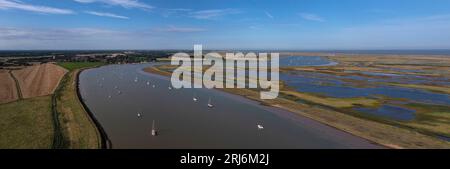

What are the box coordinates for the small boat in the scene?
[168,86,172,90]
[137,113,142,118]
[114,86,118,89]
[152,85,156,88]
[151,120,157,136]
[207,98,214,108]
[108,95,112,99]
[257,124,264,130]
[117,91,122,95]
[193,93,198,102]
[147,81,150,85]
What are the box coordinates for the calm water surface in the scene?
[79,63,380,149]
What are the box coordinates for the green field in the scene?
[0,96,54,149]
[0,62,105,149]
[57,62,105,71]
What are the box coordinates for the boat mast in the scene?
[151,120,157,136]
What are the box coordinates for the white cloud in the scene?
[74,0,152,10]
[189,9,240,19]
[85,11,129,19]
[0,26,204,50]
[0,0,74,14]
[298,13,325,22]
[153,26,206,33]
[160,8,192,17]
[0,27,123,40]
[265,11,273,19]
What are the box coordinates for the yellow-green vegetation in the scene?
[280,91,380,108]
[55,64,102,149]
[401,103,450,138]
[146,65,450,148]
[57,62,105,71]
[156,57,172,62]
[0,96,53,149]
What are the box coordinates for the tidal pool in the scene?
[280,72,450,106]
[354,105,416,121]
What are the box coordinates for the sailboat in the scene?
[207,97,214,108]
[193,93,198,102]
[151,120,158,136]
[257,124,264,130]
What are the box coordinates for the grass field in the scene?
[0,62,103,149]
[0,96,53,149]
[57,62,105,71]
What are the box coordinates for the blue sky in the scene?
[1,0,450,50]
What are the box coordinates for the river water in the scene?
[79,63,380,149]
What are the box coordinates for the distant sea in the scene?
[1,49,450,57]
[289,49,450,56]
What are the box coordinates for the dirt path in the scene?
[8,70,23,100]
[0,70,19,104]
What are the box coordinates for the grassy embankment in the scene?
[55,62,106,149]
[145,62,450,149]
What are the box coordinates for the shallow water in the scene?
[280,56,337,67]
[280,73,450,106]
[79,63,379,149]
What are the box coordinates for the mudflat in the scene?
[11,63,68,98]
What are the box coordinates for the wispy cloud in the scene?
[0,0,74,14]
[73,0,152,10]
[0,26,203,49]
[160,8,192,17]
[85,11,129,19]
[153,26,206,33]
[298,13,325,22]
[0,27,122,40]
[265,11,273,19]
[189,8,240,20]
